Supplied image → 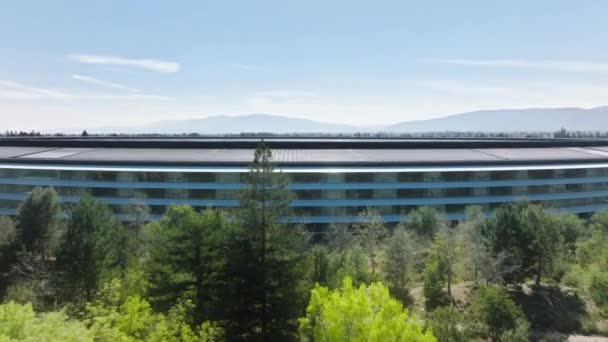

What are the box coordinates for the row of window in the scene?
[0,182,606,200]
[2,195,606,218]
[1,168,607,184]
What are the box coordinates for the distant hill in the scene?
[90,107,608,134]
[95,114,361,134]
[385,106,608,132]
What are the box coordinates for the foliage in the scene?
[309,244,330,286]
[406,206,445,238]
[146,206,227,323]
[0,301,93,341]
[423,253,447,312]
[58,196,129,301]
[221,142,308,341]
[589,271,608,316]
[15,187,61,258]
[426,307,472,342]
[435,225,465,297]
[327,245,370,289]
[353,208,387,277]
[0,216,17,295]
[383,226,416,304]
[484,201,564,285]
[325,223,353,253]
[471,285,527,342]
[299,277,436,342]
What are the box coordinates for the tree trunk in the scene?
[260,179,268,340]
[535,254,542,286]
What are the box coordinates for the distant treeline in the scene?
[3,127,608,139]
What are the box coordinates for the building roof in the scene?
[1,137,608,167]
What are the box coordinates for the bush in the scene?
[426,307,471,342]
[590,271,608,316]
[299,277,436,341]
[472,286,527,342]
[0,301,93,341]
[561,264,586,289]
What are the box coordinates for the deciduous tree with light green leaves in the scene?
[299,277,437,342]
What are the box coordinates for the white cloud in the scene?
[0,79,171,101]
[440,59,608,72]
[67,54,180,73]
[72,74,140,92]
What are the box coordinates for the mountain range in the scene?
[92,106,608,134]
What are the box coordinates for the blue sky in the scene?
[1,1,607,130]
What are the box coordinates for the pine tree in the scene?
[220,142,308,341]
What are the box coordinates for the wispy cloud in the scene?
[72,74,140,92]
[67,54,180,73]
[254,90,318,98]
[231,63,260,71]
[440,59,608,72]
[0,80,70,100]
[0,79,172,101]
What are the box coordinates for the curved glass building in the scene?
[1,137,608,227]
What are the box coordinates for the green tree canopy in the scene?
[58,196,129,301]
[406,206,445,239]
[16,187,61,258]
[383,226,416,304]
[471,285,527,342]
[299,277,436,342]
[146,206,227,324]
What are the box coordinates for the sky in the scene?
[1,0,608,131]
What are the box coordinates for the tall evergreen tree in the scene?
[58,196,128,301]
[16,187,61,259]
[221,142,307,341]
[146,206,227,324]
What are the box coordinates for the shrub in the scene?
[471,285,527,342]
[426,307,471,342]
[590,271,608,316]
[299,277,436,341]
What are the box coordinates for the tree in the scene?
[406,206,445,239]
[471,286,527,342]
[325,223,353,253]
[461,206,489,281]
[299,277,437,342]
[222,142,308,341]
[86,279,222,341]
[484,202,535,284]
[383,226,416,304]
[427,307,472,342]
[146,206,226,324]
[0,216,17,295]
[353,208,387,277]
[58,196,129,301]
[435,225,465,298]
[327,245,370,289]
[423,250,447,312]
[309,244,330,286]
[521,204,563,286]
[15,187,61,258]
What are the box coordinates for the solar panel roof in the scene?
[1,146,608,166]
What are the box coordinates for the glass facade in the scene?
[1,166,608,223]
